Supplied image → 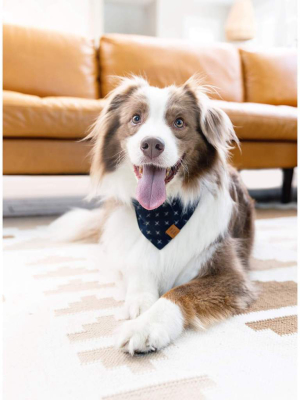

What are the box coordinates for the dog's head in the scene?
[88,76,238,209]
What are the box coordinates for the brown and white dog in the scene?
[51,76,256,355]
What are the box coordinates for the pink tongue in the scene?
[136,165,166,210]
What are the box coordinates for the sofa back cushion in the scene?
[99,34,244,102]
[3,24,99,99]
[240,48,297,106]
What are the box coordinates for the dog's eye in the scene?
[132,114,141,125]
[174,118,184,128]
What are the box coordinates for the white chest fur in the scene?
[100,184,233,295]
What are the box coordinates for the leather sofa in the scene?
[3,24,297,201]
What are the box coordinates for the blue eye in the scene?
[174,118,184,128]
[132,114,141,124]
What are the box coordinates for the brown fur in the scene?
[228,166,255,269]
[163,164,255,327]
[164,238,256,328]
[166,86,218,190]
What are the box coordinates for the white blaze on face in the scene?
[126,86,180,210]
[126,86,179,168]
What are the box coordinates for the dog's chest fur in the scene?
[100,183,233,295]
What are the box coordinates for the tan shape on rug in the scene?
[243,281,297,314]
[34,267,98,279]
[68,315,120,341]
[55,295,122,316]
[78,346,167,373]
[4,238,68,251]
[27,255,86,266]
[250,258,296,271]
[3,235,15,239]
[269,236,297,244]
[246,315,297,336]
[103,375,215,400]
[45,279,114,295]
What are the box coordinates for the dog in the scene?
[51,76,256,355]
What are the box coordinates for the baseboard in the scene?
[4,187,297,217]
[3,196,100,217]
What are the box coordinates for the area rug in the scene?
[3,214,297,400]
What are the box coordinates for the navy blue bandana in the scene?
[132,198,200,250]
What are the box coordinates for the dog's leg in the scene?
[115,272,159,320]
[116,240,256,354]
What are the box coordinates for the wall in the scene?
[2,0,103,39]
[104,0,156,36]
[156,0,231,43]
[252,0,297,47]
[156,0,297,47]
[3,0,297,47]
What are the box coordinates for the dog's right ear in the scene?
[86,76,148,181]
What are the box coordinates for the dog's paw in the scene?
[115,318,171,355]
[115,293,157,320]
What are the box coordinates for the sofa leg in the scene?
[281,168,294,204]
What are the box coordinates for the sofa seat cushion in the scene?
[3,91,105,139]
[212,100,297,142]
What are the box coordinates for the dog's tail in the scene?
[48,208,104,243]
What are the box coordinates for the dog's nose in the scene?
[140,137,165,159]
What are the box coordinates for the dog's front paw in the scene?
[115,318,171,355]
[115,293,157,320]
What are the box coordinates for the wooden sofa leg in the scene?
[281,168,294,203]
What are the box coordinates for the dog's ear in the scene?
[183,75,239,157]
[200,104,239,154]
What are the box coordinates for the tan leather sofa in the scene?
[3,24,297,200]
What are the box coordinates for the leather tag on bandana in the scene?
[166,224,180,238]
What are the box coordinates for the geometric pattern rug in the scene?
[3,214,297,400]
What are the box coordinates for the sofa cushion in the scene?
[212,100,297,142]
[240,48,297,107]
[3,91,104,139]
[3,24,100,99]
[99,34,244,102]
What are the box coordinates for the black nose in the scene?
[140,137,165,159]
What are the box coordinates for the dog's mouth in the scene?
[133,157,183,210]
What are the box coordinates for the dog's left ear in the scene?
[183,75,239,155]
[200,104,239,153]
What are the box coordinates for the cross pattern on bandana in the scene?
[132,198,199,250]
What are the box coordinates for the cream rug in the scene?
[3,213,297,400]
